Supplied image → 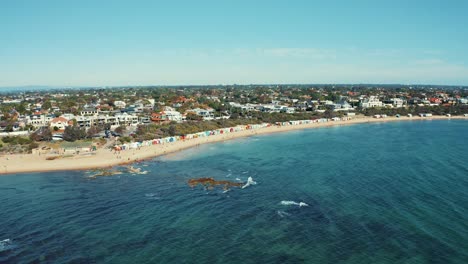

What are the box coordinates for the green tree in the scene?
[63,126,86,142]
[86,126,102,138]
[30,127,52,141]
[115,125,126,134]
[186,112,202,121]
[42,101,52,110]
[168,125,176,136]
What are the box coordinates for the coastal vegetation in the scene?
[361,104,468,117]
[0,135,38,154]
[0,85,467,151]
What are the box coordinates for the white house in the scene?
[26,114,55,128]
[387,98,405,108]
[162,110,183,122]
[333,100,354,111]
[187,108,215,120]
[80,108,99,116]
[360,96,383,108]
[49,117,70,130]
[114,113,139,126]
[114,101,127,109]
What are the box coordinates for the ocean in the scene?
[1,120,467,263]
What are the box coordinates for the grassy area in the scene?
[0,136,38,154]
[60,141,93,149]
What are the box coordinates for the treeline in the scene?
[132,112,334,141]
[360,105,468,116]
[133,119,257,142]
[30,125,108,142]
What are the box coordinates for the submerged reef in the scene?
[88,169,123,179]
[188,177,244,190]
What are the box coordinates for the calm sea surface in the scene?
[1,120,467,263]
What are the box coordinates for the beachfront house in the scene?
[384,98,405,108]
[49,117,70,130]
[186,108,215,120]
[26,114,55,128]
[115,113,139,126]
[228,102,258,112]
[360,96,383,108]
[260,104,291,113]
[163,110,183,122]
[333,100,354,111]
[151,110,183,124]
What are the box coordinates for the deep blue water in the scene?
[1,120,467,263]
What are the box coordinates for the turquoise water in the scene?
[1,120,467,263]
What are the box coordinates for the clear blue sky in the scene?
[1,0,468,86]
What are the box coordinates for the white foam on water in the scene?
[0,239,14,252]
[280,201,299,206]
[242,177,257,189]
[280,201,309,207]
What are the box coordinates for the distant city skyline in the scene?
[1,0,468,87]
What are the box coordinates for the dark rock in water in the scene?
[188,177,243,191]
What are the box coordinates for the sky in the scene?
[1,0,468,87]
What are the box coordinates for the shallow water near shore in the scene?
[1,120,467,263]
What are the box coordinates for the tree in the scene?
[115,125,126,134]
[28,142,39,151]
[168,125,176,136]
[63,126,86,142]
[42,101,52,111]
[86,126,102,138]
[30,127,52,141]
[186,112,202,121]
[103,123,111,131]
[17,103,27,114]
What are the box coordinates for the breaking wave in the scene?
[280,201,309,207]
[242,177,257,189]
[0,239,15,252]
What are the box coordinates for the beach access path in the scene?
[1,115,466,175]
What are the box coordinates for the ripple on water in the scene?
[0,120,467,263]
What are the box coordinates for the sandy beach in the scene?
[1,115,466,175]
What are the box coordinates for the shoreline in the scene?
[1,116,467,175]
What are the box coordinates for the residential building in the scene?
[113,101,126,108]
[187,108,215,120]
[49,117,70,130]
[360,96,383,108]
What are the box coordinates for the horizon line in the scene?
[1,82,468,89]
